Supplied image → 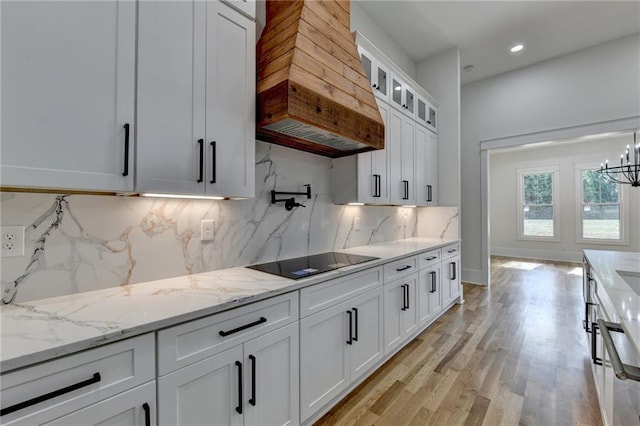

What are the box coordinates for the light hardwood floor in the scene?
[315,256,602,426]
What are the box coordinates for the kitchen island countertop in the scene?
[0,237,458,372]
[584,249,640,356]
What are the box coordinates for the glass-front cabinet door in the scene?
[417,95,437,133]
[404,86,415,115]
[358,47,388,103]
[390,73,415,118]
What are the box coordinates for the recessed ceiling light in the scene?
[463,65,474,72]
[510,44,524,53]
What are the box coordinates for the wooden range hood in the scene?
[256,0,384,158]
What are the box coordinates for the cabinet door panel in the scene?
[401,118,416,204]
[384,280,404,355]
[137,0,206,194]
[244,323,299,426]
[1,0,135,191]
[418,265,441,326]
[429,267,443,319]
[300,302,350,422]
[44,382,156,426]
[372,103,390,203]
[388,108,404,205]
[402,276,419,337]
[206,3,255,197]
[426,130,438,206]
[445,256,461,304]
[157,346,243,426]
[415,125,437,207]
[349,288,384,382]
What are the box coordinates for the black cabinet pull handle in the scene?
[583,302,597,333]
[396,265,412,272]
[402,180,409,200]
[122,123,130,177]
[249,354,256,406]
[210,141,216,184]
[427,185,432,202]
[405,284,410,310]
[447,249,457,254]
[197,139,204,183]
[401,284,407,311]
[142,402,151,426]
[430,271,436,293]
[0,373,101,416]
[235,361,243,414]
[346,310,353,345]
[450,262,457,280]
[219,317,267,337]
[352,307,358,342]
[591,322,602,366]
[425,256,437,261]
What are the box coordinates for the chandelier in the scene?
[598,132,640,187]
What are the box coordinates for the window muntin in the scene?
[578,167,625,243]
[517,166,559,241]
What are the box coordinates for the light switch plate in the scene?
[201,220,215,241]
[1,226,25,257]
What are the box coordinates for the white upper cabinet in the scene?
[332,102,390,204]
[335,32,438,207]
[221,0,256,19]
[390,74,416,118]
[205,3,255,198]
[1,0,135,192]
[358,47,390,103]
[137,0,255,198]
[389,108,416,205]
[417,95,437,133]
[415,125,438,207]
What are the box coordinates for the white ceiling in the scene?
[355,1,640,84]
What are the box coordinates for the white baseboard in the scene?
[491,246,582,263]
[462,268,484,285]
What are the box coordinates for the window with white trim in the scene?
[575,163,628,244]
[517,166,559,241]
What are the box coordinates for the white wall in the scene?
[416,48,461,208]
[351,1,416,79]
[490,136,640,262]
[461,34,640,283]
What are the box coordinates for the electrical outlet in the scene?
[201,220,215,241]
[354,216,361,231]
[1,226,25,257]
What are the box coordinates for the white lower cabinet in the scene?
[383,274,419,355]
[300,287,383,423]
[44,382,156,426]
[417,264,442,327]
[443,256,460,306]
[158,322,299,426]
[0,334,155,426]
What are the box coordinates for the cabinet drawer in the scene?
[384,256,418,283]
[299,267,383,318]
[0,334,155,425]
[418,249,441,270]
[157,292,298,375]
[441,243,459,260]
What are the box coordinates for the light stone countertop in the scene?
[0,237,458,373]
[584,249,640,355]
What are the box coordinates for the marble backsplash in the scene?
[1,142,459,304]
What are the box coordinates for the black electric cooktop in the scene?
[246,252,379,280]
